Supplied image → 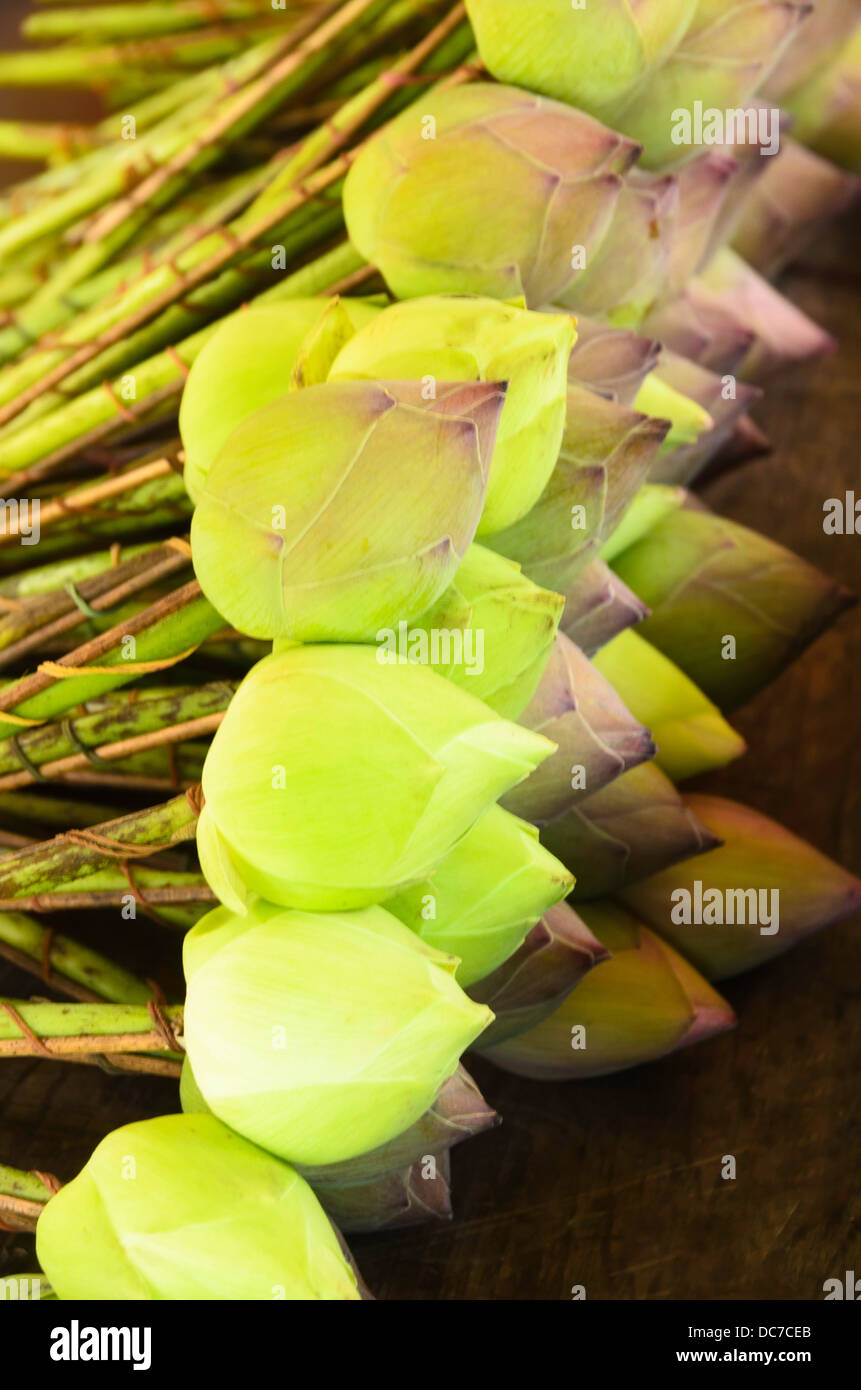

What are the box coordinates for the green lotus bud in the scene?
[183,1058,498,1192]
[665,151,741,295]
[36,1114,363,1300]
[645,350,762,486]
[480,901,736,1079]
[183,899,492,1165]
[343,83,640,305]
[502,634,655,826]
[384,803,572,987]
[766,0,859,104]
[198,645,553,912]
[567,314,661,407]
[732,139,861,278]
[557,174,680,327]
[318,1152,453,1235]
[179,297,379,503]
[402,543,563,719]
[328,295,576,535]
[540,761,720,900]
[591,629,746,780]
[560,558,650,655]
[191,379,506,643]
[488,385,668,590]
[611,499,855,709]
[465,0,698,120]
[622,794,861,979]
[600,482,687,562]
[645,248,836,379]
[615,1,809,170]
[633,372,713,452]
[469,901,610,1048]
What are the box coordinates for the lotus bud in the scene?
[560,558,651,656]
[779,22,861,171]
[732,139,861,277]
[191,379,505,644]
[644,350,762,486]
[645,249,836,379]
[705,412,771,479]
[502,634,655,826]
[488,385,668,589]
[398,543,564,719]
[185,1059,499,1190]
[35,1114,363,1300]
[318,1152,453,1235]
[591,629,747,780]
[610,501,855,709]
[469,901,610,1048]
[613,1,809,170]
[328,295,576,535]
[665,152,740,295]
[621,794,861,979]
[700,105,794,257]
[198,645,553,912]
[540,761,720,900]
[766,0,859,102]
[179,298,379,503]
[599,482,687,563]
[556,174,679,328]
[464,0,698,121]
[567,314,661,406]
[633,372,714,452]
[183,899,493,1165]
[385,803,573,987]
[343,83,640,306]
[480,901,735,1079]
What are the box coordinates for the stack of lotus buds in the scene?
[0,0,858,1300]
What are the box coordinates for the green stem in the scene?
[0,999,184,1048]
[0,910,155,1004]
[0,239,367,482]
[0,790,199,897]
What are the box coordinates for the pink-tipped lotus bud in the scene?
[645,249,836,378]
[343,83,640,306]
[559,558,651,656]
[540,760,720,900]
[480,901,735,1079]
[469,901,610,1047]
[502,634,656,826]
[566,314,661,406]
[328,294,576,535]
[179,297,379,503]
[557,173,679,328]
[191,379,505,643]
[611,498,855,709]
[316,1152,454,1235]
[488,384,668,590]
[622,794,861,978]
[732,139,860,277]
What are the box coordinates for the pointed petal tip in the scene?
[686,998,737,1047]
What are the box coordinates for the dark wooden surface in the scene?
[0,2,858,1300]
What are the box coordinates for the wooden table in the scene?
[0,2,858,1300]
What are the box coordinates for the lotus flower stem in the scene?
[0,6,466,435]
[0,999,184,1062]
[0,790,200,898]
[0,1164,59,1232]
[0,581,223,735]
[0,909,156,1005]
[23,1,304,43]
[0,790,120,833]
[0,682,233,789]
[0,534,193,661]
